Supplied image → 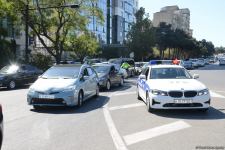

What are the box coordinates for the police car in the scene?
[137,60,211,112]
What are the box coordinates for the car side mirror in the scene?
[139,74,146,80]
[193,74,199,79]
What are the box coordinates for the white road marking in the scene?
[113,91,136,96]
[123,120,191,146]
[210,91,225,98]
[103,92,128,150]
[109,103,145,111]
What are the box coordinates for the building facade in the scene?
[153,5,192,36]
[88,0,138,45]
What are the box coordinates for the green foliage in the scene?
[126,7,155,61]
[0,39,15,68]
[7,0,104,63]
[30,53,52,71]
[215,46,225,54]
[67,33,100,62]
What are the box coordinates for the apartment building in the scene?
[153,5,193,36]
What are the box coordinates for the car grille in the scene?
[168,91,183,98]
[163,103,203,107]
[184,91,197,97]
[31,98,65,105]
[168,91,197,98]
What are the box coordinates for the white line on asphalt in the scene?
[109,103,145,111]
[210,91,225,98]
[113,91,136,96]
[103,92,128,150]
[123,120,191,146]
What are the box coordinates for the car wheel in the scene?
[106,80,111,90]
[119,77,124,86]
[8,80,16,89]
[137,86,142,100]
[95,85,100,97]
[78,91,83,107]
[146,94,153,112]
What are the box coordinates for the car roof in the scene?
[53,64,89,68]
[93,63,113,67]
[150,65,183,69]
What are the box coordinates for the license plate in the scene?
[39,94,55,99]
[174,99,193,104]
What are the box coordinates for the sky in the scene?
[139,0,225,47]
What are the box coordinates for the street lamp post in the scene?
[24,4,79,62]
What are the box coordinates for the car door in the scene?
[81,68,91,99]
[87,67,97,96]
[17,65,29,84]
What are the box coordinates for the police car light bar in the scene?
[149,60,180,65]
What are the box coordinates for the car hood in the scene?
[147,79,206,91]
[30,78,77,92]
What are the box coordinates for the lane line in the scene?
[113,91,136,96]
[210,91,225,98]
[123,120,191,146]
[103,93,128,150]
[109,103,145,111]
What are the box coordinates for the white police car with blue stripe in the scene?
[137,61,211,112]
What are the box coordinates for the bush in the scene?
[30,53,52,71]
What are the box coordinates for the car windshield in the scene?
[93,65,110,73]
[135,63,142,67]
[42,66,80,79]
[0,65,19,74]
[150,68,192,79]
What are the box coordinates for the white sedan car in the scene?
[27,64,99,109]
[137,65,211,112]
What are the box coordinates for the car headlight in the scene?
[63,85,76,92]
[28,88,36,94]
[152,89,168,96]
[198,89,209,96]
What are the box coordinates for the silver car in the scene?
[27,64,99,109]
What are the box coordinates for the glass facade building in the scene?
[87,0,138,45]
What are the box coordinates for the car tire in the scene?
[146,93,154,113]
[78,91,83,107]
[119,77,124,86]
[8,80,16,89]
[137,86,142,100]
[106,80,111,90]
[95,85,100,97]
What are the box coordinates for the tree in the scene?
[126,7,155,61]
[7,0,104,63]
[67,33,100,62]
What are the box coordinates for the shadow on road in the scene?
[0,84,30,91]
[30,95,110,114]
[153,107,225,120]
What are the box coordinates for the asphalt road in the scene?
[0,63,225,150]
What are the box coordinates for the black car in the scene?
[0,104,3,149]
[0,64,43,89]
[93,63,124,90]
